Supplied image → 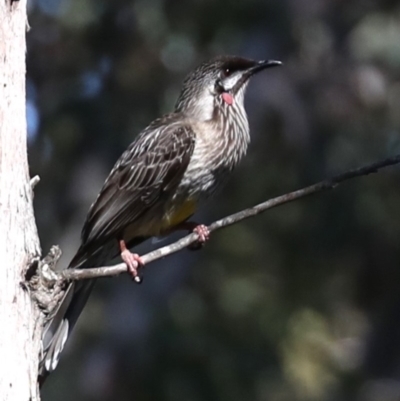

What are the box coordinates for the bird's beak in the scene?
[247,59,282,76]
[221,60,282,93]
[225,59,282,94]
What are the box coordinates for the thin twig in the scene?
[62,154,400,281]
[30,175,40,190]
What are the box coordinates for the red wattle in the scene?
[221,92,234,105]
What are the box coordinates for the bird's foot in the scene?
[189,224,210,250]
[122,250,144,283]
[165,221,210,250]
[193,224,210,243]
[120,240,144,283]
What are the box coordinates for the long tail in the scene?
[38,278,96,385]
[38,244,109,386]
[38,237,147,386]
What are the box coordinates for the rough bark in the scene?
[0,1,42,400]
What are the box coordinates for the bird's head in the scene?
[175,55,282,120]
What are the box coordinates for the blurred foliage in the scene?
[27,0,400,400]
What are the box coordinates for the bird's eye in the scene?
[223,68,231,77]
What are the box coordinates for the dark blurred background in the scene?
[28,0,400,400]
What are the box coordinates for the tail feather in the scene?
[38,242,106,385]
[44,319,69,372]
[39,237,146,386]
[39,279,96,384]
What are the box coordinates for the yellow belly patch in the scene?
[162,198,197,230]
[122,198,198,241]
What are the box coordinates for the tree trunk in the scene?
[0,1,42,400]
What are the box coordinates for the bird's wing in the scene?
[81,117,196,250]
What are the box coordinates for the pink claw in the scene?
[120,240,145,283]
[193,224,210,244]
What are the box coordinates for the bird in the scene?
[38,55,281,384]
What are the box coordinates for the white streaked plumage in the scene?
[39,55,281,383]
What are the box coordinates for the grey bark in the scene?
[0,1,42,400]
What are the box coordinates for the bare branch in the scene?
[61,154,400,281]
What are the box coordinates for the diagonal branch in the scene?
[61,154,400,281]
